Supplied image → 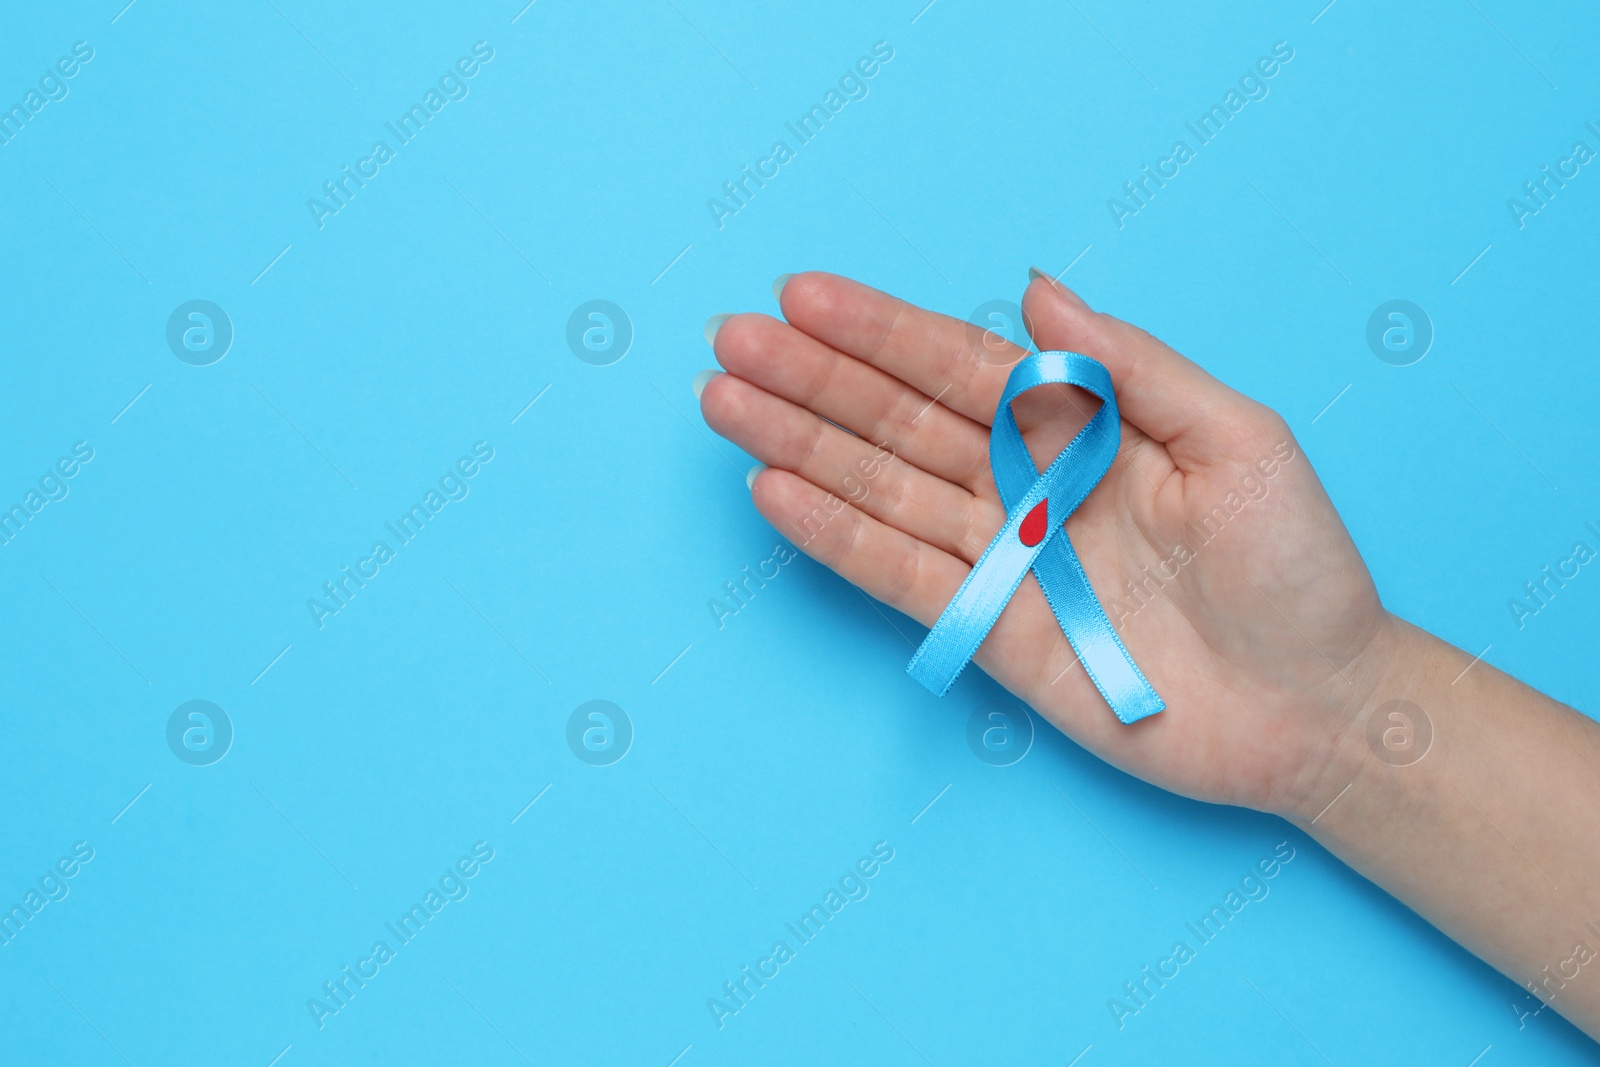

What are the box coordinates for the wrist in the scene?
[1274,611,1446,825]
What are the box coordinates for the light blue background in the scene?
[2,0,1598,1063]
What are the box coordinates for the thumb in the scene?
[1021,272,1271,470]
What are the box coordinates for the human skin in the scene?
[695,270,1600,1038]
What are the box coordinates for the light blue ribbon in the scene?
[906,351,1164,725]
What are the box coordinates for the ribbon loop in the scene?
[906,351,1164,725]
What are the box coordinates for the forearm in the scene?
[1289,615,1600,1035]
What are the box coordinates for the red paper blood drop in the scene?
[1019,499,1049,547]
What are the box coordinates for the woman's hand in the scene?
[701,273,1600,1039]
[698,271,1395,819]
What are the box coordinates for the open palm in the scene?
[699,272,1393,817]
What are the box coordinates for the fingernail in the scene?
[692,369,722,400]
[703,313,732,346]
[746,464,766,490]
[772,274,795,302]
[1030,268,1089,309]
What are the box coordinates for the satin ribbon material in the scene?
[906,351,1164,725]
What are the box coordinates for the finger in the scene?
[776,272,1016,425]
[750,466,967,628]
[709,312,992,491]
[1021,276,1270,469]
[752,468,1110,734]
[702,372,1000,562]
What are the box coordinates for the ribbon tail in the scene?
[906,501,1046,696]
[1030,532,1164,724]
